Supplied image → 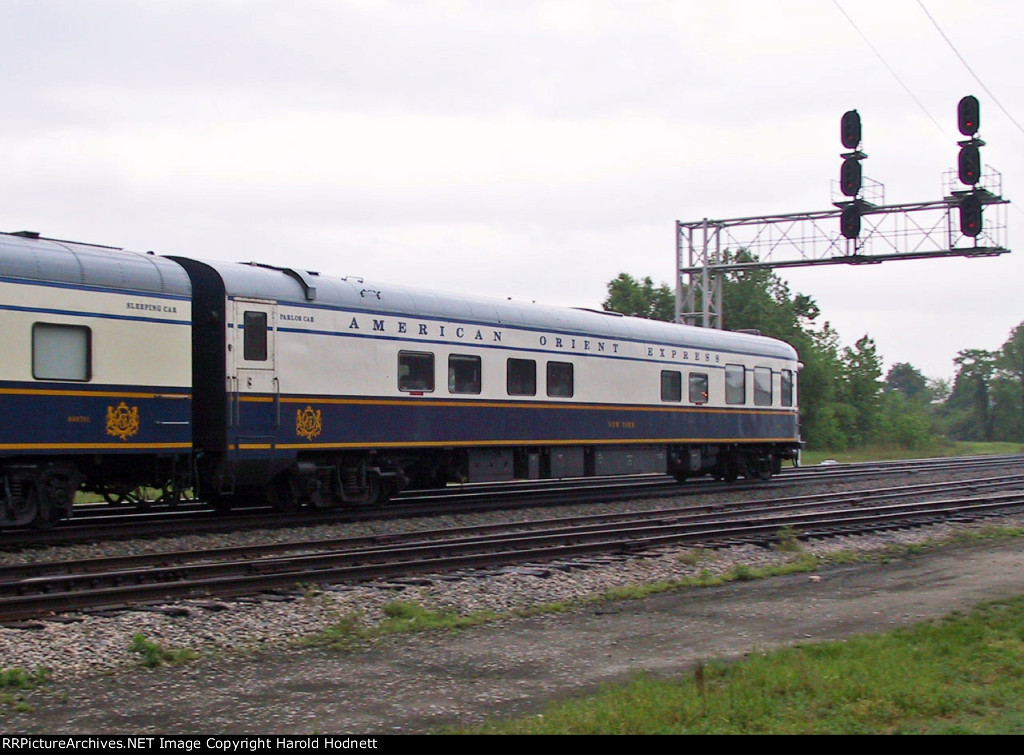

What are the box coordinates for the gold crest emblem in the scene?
[106,402,140,440]
[296,405,323,441]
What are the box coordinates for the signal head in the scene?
[959,194,983,238]
[841,110,862,149]
[840,205,861,239]
[958,95,980,136]
[840,157,862,197]
[958,143,981,185]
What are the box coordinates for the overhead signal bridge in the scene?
[676,98,1010,329]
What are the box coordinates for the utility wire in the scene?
[832,0,947,139]
[917,0,1024,138]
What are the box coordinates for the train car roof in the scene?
[0,231,191,297]
[186,257,799,361]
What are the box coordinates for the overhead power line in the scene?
[916,0,1024,139]
[831,0,946,139]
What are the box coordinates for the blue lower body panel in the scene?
[229,394,799,452]
[0,381,192,455]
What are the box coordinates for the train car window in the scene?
[781,369,794,407]
[725,364,746,405]
[449,354,481,394]
[660,370,681,402]
[689,372,709,404]
[32,323,91,381]
[398,351,435,392]
[507,358,536,396]
[754,366,773,406]
[243,311,268,362]
[547,361,574,398]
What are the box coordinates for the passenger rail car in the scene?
[0,232,193,527]
[0,229,802,527]
[171,257,802,512]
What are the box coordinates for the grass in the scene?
[0,667,50,712]
[464,596,1024,734]
[297,599,506,651]
[800,440,1023,466]
[128,633,199,668]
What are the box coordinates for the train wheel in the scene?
[338,474,388,507]
[371,475,394,505]
[17,484,66,530]
[753,457,774,481]
[4,483,39,527]
[267,477,302,513]
[31,488,66,530]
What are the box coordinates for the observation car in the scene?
[171,257,802,511]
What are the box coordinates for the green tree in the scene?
[885,362,929,402]
[796,321,847,451]
[995,322,1024,442]
[927,377,951,405]
[878,391,933,450]
[602,273,675,321]
[946,349,998,441]
[837,335,884,446]
[718,250,819,342]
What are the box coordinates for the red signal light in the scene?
[958,96,980,137]
[840,205,861,239]
[840,110,861,150]
[958,144,981,185]
[959,195,982,238]
[840,158,862,197]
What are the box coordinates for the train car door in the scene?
[228,298,280,447]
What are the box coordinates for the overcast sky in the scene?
[2,0,1021,381]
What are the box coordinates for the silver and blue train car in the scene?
[0,231,193,526]
[172,257,801,510]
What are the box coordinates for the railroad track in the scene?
[6,453,1023,550]
[3,465,1024,623]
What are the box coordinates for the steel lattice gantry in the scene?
[676,179,1009,329]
